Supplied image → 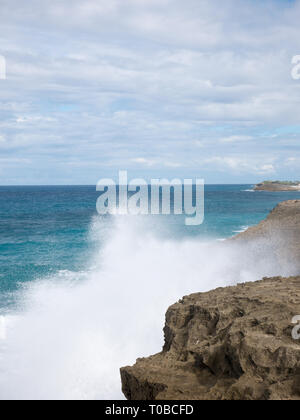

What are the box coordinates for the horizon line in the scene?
[0,183,256,187]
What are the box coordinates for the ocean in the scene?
[0,184,299,399]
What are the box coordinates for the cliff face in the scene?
[121,276,300,400]
[120,201,300,400]
[232,200,300,273]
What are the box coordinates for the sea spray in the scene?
[0,316,6,340]
[0,214,294,400]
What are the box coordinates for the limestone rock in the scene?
[121,276,300,400]
[232,200,300,273]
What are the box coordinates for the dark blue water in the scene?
[1,184,300,309]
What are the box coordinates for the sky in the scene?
[0,0,300,185]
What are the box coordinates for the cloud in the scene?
[0,0,300,183]
[219,135,253,143]
[131,157,156,167]
[204,156,276,175]
[284,156,300,167]
[132,157,182,168]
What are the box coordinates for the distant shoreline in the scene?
[254,181,300,192]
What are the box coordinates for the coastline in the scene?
[121,276,300,401]
[120,200,300,400]
[254,182,300,192]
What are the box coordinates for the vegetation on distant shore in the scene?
[261,180,300,186]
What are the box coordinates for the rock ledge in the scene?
[121,276,300,400]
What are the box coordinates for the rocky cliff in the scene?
[121,276,300,400]
[120,201,300,400]
[232,200,300,273]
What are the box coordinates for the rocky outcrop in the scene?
[121,276,300,400]
[120,200,300,400]
[255,182,300,191]
[232,200,300,273]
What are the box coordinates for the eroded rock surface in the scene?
[121,277,300,400]
[232,200,300,274]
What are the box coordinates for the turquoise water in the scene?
[1,184,300,311]
[1,183,300,399]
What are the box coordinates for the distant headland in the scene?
[254,181,300,191]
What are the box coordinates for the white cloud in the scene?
[132,157,182,168]
[0,0,300,183]
[284,157,300,167]
[205,156,276,175]
[16,116,56,124]
[219,135,253,143]
[259,164,275,174]
[131,157,156,167]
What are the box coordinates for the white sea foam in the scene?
[233,225,249,234]
[0,215,294,400]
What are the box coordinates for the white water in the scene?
[0,215,294,400]
[232,225,249,234]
